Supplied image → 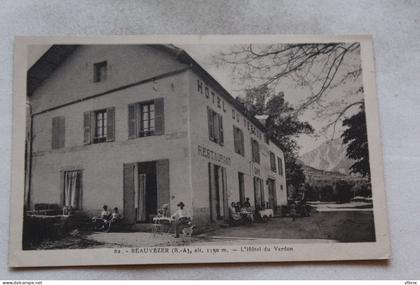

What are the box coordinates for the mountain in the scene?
[299,138,354,175]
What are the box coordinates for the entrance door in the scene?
[267,178,277,211]
[208,163,228,222]
[137,162,157,223]
[123,160,169,224]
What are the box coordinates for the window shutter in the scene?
[260,178,265,208]
[213,112,220,143]
[52,117,59,149]
[218,114,224,146]
[207,107,214,142]
[256,142,260,163]
[233,127,238,153]
[128,103,137,139]
[106,107,115,142]
[58,116,65,148]
[154,98,165,136]
[251,139,260,163]
[240,129,245,155]
[278,157,283,176]
[123,163,136,224]
[83,111,92,144]
[156,159,170,213]
[251,139,255,162]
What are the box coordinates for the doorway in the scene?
[238,172,245,206]
[253,177,264,210]
[267,178,277,211]
[137,161,157,222]
[208,163,228,222]
[123,160,169,224]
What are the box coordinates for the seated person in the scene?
[171,202,191,238]
[229,202,242,224]
[101,205,111,220]
[107,207,122,232]
[92,205,111,230]
[157,204,169,218]
[235,202,241,212]
[241,198,254,223]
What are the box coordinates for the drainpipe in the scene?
[25,102,33,210]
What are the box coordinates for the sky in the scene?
[28,43,363,155]
[177,43,363,155]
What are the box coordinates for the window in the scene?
[62,170,82,209]
[270,151,277,172]
[277,157,283,176]
[264,133,270,145]
[251,138,260,164]
[128,98,164,139]
[93,61,107,82]
[52,116,65,149]
[94,110,107,143]
[83,107,115,144]
[207,107,224,146]
[139,101,155,137]
[233,126,245,156]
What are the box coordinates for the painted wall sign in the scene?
[197,79,263,141]
[197,145,231,166]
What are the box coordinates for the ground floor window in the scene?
[63,170,82,209]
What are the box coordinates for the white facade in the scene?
[28,45,287,226]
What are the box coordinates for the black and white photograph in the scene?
[9,35,389,267]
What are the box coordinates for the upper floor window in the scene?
[84,107,115,144]
[277,157,284,176]
[93,109,107,143]
[93,61,107,82]
[128,98,164,139]
[264,133,270,145]
[270,151,277,172]
[233,126,245,156]
[251,138,260,164]
[207,107,224,146]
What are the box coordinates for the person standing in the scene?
[290,202,297,222]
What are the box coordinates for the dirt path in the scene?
[31,210,375,249]
[207,211,375,242]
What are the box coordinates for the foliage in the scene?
[236,86,314,188]
[341,104,371,177]
[216,43,364,135]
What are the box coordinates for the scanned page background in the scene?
[1,0,419,279]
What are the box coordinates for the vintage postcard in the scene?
[9,35,390,267]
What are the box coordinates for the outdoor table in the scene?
[259,209,274,220]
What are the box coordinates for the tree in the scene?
[341,104,370,177]
[236,87,314,189]
[215,43,364,135]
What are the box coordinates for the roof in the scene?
[28,44,284,151]
[27,45,78,96]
